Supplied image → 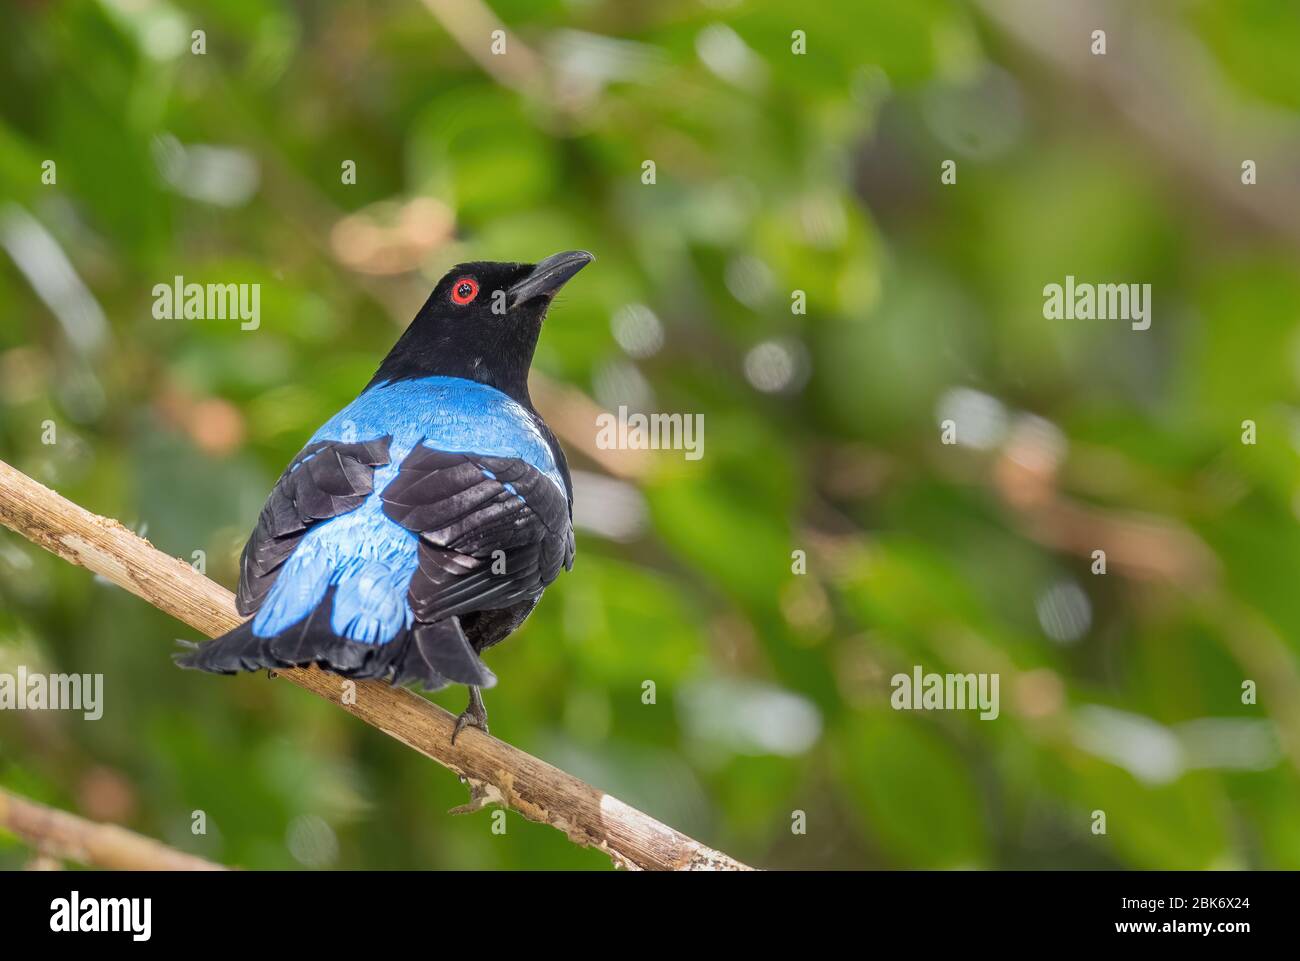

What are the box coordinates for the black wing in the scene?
[236,437,392,615]
[181,438,563,691]
[380,446,574,634]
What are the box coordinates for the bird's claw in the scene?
[451,687,489,745]
[451,710,487,744]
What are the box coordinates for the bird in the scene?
[176,250,592,742]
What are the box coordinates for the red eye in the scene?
[451,277,479,305]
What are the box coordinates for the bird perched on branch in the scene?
[177,251,592,742]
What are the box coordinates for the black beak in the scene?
[508,250,594,307]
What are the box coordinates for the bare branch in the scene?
[419,0,546,95]
[0,458,752,870]
[0,787,227,871]
[975,0,1300,249]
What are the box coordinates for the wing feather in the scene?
[235,437,391,615]
[381,446,573,629]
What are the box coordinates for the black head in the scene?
[369,250,594,407]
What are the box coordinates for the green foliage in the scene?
[1,0,1298,869]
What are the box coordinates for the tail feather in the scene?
[175,592,494,692]
[266,585,341,666]
[173,619,285,675]
[403,620,496,688]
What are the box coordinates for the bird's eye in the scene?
[451,277,479,305]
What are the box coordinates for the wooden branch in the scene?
[0,458,752,870]
[419,0,546,95]
[974,0,1300,249]
[0,786,227,871]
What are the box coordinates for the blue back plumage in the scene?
[310,377,565,492]
[251,377,564,642]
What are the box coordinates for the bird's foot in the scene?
[451,686,489,745]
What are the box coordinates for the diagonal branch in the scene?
[418,0,546,95]
[0,786,227,871]
[0,458,751,870]
[974,0,1300,249]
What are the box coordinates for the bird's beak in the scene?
[507,250,594,307]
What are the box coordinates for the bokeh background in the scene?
[3,0,1300,870]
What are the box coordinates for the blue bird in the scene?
[177,251,592,741]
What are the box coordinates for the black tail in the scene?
[174,589,496,691]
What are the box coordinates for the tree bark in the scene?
[0,458,752,870]
[0,787,227,871]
